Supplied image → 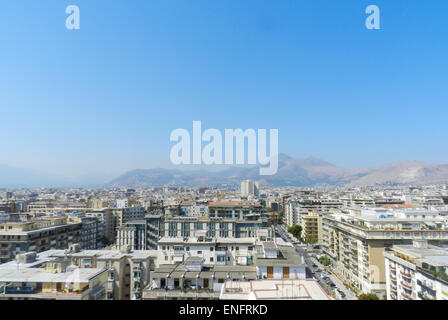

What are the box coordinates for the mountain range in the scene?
[108,154,448,188]
[1,155,448,188]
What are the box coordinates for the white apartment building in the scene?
[116,199,128,209]
[384,240,448,300]
[157,237,257,266]
[241,180,259,197]
[322,207,448,296]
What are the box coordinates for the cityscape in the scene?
[1,0,448,308]
[0,182,447,300]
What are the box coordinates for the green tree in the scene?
[318,255,331,267]
[288,225,302,239]
[304,235,317,244]
[358,293,379,300]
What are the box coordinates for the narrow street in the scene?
[275,225,357,300]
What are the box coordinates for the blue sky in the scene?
[0,0,447,177]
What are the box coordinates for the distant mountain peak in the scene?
[108,155,448,188]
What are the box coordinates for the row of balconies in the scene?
[401,280,413,290]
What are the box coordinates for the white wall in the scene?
[257,265,306,280]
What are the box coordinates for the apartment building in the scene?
[63,247,156,300]
[111,207,146,228]
[68,215,102,249]
[99,209,115,241]
[116,220,147,251]
[208,201,266,221]
[0,216,82,263]
[146,213,163,249]
[0,251,108,300]
[383,240,448,300]
[143,261,257,300]
[241,180,259,197]
[0,245,158,300]
[284,200,342,228]
[156,237,257,266]
[300,210,323,244]
[321,207,448,296]
[160,216,271,239]
[144,241,307,300]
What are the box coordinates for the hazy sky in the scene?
[0,0,447,177]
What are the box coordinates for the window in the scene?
[210,247,214,251]
[186,247,190,251]
[197,251,202,254]
[210,257,214,262]
[165,256,168,261]
[162,246,166,250]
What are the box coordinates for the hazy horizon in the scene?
[1,1,448,177]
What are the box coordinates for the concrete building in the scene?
[0,216,82,263]
[208,201,267,221]
[161,216,271,239]
[241,180,259,197]
[116,199,129,209]
[111,207,146,229]
[255,243,306,280]
[63,247,156,300]
[143,262,257,300]
[383,240,448,300]
[284,199,342,228]
[0,251,108,300]
[321,207,448,297]
[156,237,257,267]
[301,210,322,244]
[219,279,332,300]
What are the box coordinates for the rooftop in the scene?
[0,267,106,283]
[220,279,332,300]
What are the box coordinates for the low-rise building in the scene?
[0,251,108,300]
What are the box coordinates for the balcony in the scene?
[401,281,412,290]
[402,293,413,300]
[400,271,412,279]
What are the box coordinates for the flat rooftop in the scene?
[220,279,332,300]
[0,267,106,283]
[256,246,305,267]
